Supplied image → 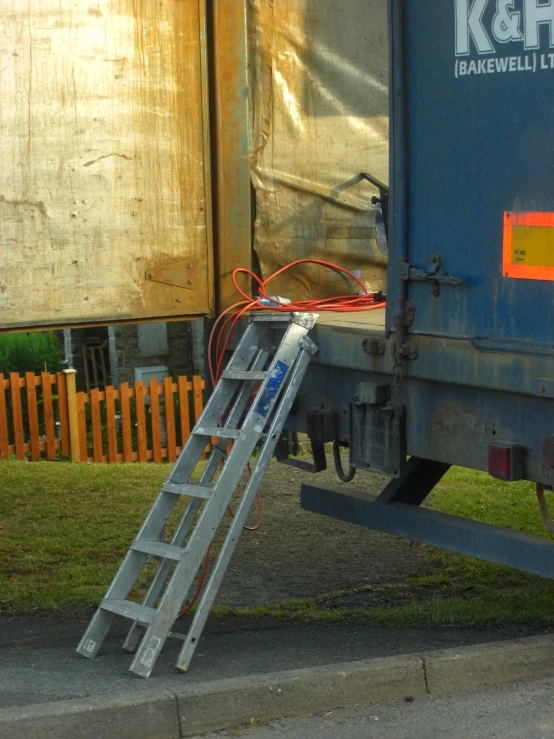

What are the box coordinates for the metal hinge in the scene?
[400,254,462,297]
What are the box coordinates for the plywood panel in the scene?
[0,0,211,329]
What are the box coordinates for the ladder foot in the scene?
[122,623,145,653]
[76,609,116,659]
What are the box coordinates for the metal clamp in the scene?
[400,254,462,297]
[398,341,418,361]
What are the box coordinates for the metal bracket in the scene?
[400,253,462,297]
[275,436,327,474]
[359,172,389,243]
[399,341,418,360]
[299,336,319,355]
[275,408,339,474]
[362,337,386,356]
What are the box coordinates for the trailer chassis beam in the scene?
[301,458,554,579]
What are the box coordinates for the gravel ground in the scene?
[211,458,432,607]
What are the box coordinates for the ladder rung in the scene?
[221,370,268,381]
[162,482,214,499]
[100,599,158,624]
[193,426,241,439]
[131,540,185,561]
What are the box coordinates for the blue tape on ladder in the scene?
[255,360,289,417]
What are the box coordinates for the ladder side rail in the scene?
[176,344,316,671]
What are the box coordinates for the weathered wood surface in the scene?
[0,0,211,329]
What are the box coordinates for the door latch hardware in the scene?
[399,341,418,360]
[400,254,462,296]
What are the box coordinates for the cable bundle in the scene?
[208,259,385,385]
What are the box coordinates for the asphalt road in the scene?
[199,675,554,739]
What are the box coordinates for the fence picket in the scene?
[192,374,206,459]
[76,392,88,463]
[192,375,204,424]
[10,373,25,460]
[90,388,103,463]
[149,379,162,464]
[177,376,190,449]
[135,381,148,463]
[41,372,57,460]
[119,383,133,462]
[164,377,177,463]
[105,385,118,464]
[0,375,9,460]
[57,372,70,458]
[25,373,41,461]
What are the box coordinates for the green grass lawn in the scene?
[0,463,168,613]
[1,461,554,626]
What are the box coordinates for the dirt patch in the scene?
[212,458,434,608]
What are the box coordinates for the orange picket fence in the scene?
[0,371,70,461]
[0,371,205,463]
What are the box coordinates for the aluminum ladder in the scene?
[77,312,318,678]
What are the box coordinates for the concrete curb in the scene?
[424,633,554,694]
[1,634,554,738]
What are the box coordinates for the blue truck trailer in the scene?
[294,0,554,579]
